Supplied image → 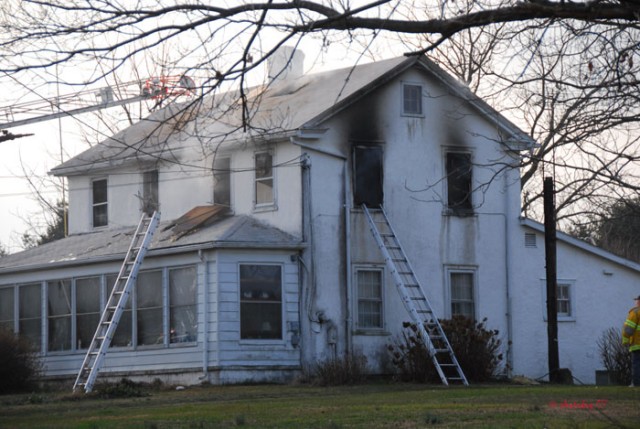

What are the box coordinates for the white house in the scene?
[0,51,637,385]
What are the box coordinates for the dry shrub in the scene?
[310,353,368,386]
[0,327,42,394]
[597,327,631,385]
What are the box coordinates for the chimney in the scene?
[267,46,305,84]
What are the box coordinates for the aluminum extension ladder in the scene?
[362,205,468,386]
[73,211,161,393]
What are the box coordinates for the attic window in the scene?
[525,233,537,248]
[403,83,423,116]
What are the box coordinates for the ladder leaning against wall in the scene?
[73,211,161,393]
[362,205,468,386]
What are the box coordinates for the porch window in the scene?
[255,152,274,206]
[214,157,231,207]
[19,283,42,349]
[75,277,101,350]
[169,266,197,343]
[109,273,133,347]
[136,270,163,346]
[47,279,72,352]
[403,83,423,116]
[92,178,108,227]
[356,268,384,329]
[354,146,384,208]
[240,264,282,340]
[142,170,159,215]
[449,270,475,320]
[0,286,14,331]
[445,151,473,214]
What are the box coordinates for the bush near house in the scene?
[308,353,368,386]
[597,327,631,385]
[0,327,42,394]
[388,316,503,383]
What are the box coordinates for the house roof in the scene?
[520,217,640,273]
[50,55,535,177]
[0,210,303,275]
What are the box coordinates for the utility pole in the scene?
[543,176,560,382]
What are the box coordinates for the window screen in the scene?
[19,283,42,349]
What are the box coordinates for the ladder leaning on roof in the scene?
[73,211,161,393]
[362,205,468,386]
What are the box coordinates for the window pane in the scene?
[107,274,132,347]
[240,265,282,339]
[255,153,273,179]
[450,272,474,320]
[403,84,422,115]
[48,279,72,351]
[93,179,108,227]
[357,270,383,329]
[170,267,197,343]
[255,153,273,205]
[557,284,571,316]
[19,283,41,349]
[76,277,101,349]
[0,287,14,330]
[256,179,274,205]
[137,270,163,346]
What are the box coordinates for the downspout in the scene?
[503,171,514,378]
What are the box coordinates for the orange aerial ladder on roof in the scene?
[0,76,196,139]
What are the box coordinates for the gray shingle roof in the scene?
[0,214,303,274]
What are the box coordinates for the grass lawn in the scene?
[0,381,638,428]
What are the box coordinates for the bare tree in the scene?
[2,0,640,232]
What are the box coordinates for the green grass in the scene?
[0,382,638,428]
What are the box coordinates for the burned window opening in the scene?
[446,152,473,214]
[142,170,159,216]
[354,146,384,208]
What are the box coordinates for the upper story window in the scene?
[254,152,274,207]
[214,157,231,207]
[402,83,423,116]
[92,178,108,227]
[445,151,473,214]
[353,145,384,208]
[142,170,159,216]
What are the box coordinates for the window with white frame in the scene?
[541,279,576,321]
[445,151,473,214]
[254,152,274,207]
[240,264,282,340]
[0,286,14,331]
[356,268,384,329]
[447,268,476,320]
[136,270,163,346]
[169,266,197,343]
[19,283,42,348]
[75,276,101,350]
[92,178,108,227]
[47,279,72,352]
[402,83,423,116]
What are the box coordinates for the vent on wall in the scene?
[524,233,537,248]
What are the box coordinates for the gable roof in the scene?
[51,55,535,177]
[520,217,640,273]
[0,212,303,275]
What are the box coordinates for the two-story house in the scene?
[1,50,639,385]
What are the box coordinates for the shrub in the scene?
[0,327,42,394]
[310,353,368,386]
[597,327,631,385]
[388,316,503,383]
[93,378,150,399]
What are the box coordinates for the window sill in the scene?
[253,203,278,213]
[401,112,424,118]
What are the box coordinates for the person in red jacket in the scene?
[622,295,640,387]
